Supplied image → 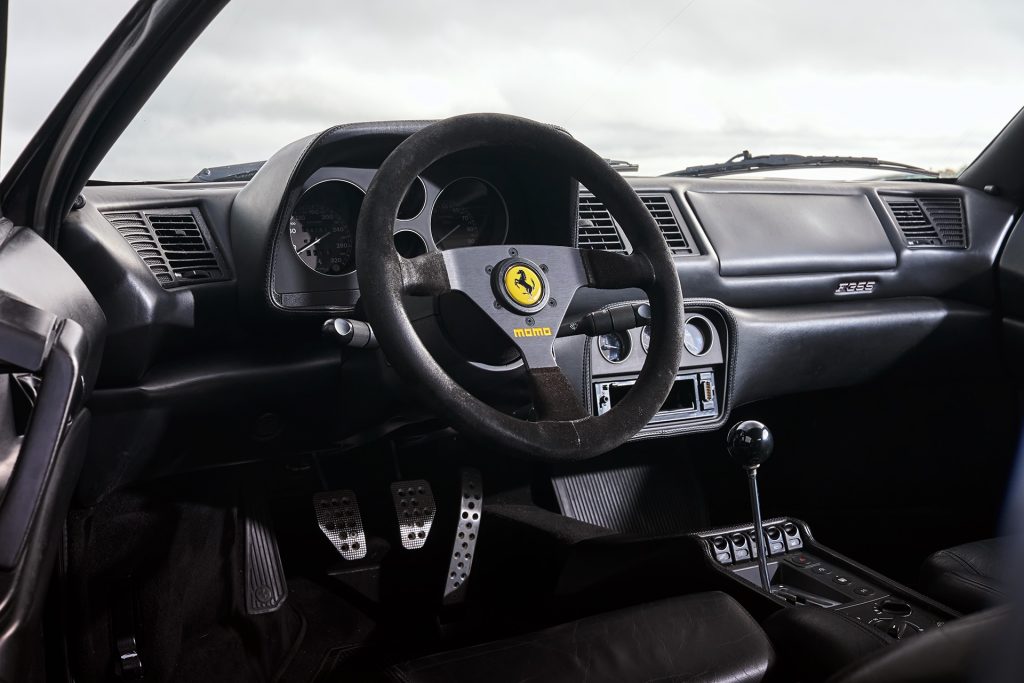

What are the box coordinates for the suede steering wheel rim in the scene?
[356,113,684,460]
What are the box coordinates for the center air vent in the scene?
[577,196,626,252]
[884,195,967,248]
[103,208,226,288]
[577,193,698,255]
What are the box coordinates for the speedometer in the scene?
[289,180,363,275]
[430,178,508,250]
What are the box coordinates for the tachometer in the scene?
[430,178,508,250]
[289,180,363,275]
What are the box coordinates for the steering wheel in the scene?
[356,114,684,460]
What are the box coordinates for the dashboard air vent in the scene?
[577,195,627,252]
[640,194,696,255]
[884,195,967,248]
[103,208,226,288]
[577,192,698,255]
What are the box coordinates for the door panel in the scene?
[0,218,105,679]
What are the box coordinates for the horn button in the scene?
[494,258,549,315]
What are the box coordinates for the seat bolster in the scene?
[920,539,1003,613]
[385,591,773,683]
[828,606,1007,683]
[764,604,892,681]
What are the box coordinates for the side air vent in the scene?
[103,208,227,287]
[884,195,967,248]
[577,192,698,255]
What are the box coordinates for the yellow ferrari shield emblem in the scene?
[503,265,544,307]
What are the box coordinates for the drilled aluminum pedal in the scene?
[444,468,482,604]
[314,490,367,561]
[390,480,436,550]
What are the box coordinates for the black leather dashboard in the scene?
[60,122,1022,445]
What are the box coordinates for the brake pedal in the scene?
[314,490,367,560]
[443,468,482,605]
[390,480,437,549]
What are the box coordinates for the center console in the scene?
[696,518,954,637]
[694,419,960,679]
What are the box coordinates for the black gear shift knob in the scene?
[727,420,774,469]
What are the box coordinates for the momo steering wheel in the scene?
[356,114,684,460]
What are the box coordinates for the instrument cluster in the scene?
[285,171,510,281]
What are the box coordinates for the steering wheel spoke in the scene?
[527,367,589,421]
[581,249,656,291]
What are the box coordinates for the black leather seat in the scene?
[920,538,1003,614]
[828,606,1009,683]
[766,605,1014,682]
[384,591,774,682]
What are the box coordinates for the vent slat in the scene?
[103,209,225,288]
[884,196,967,249]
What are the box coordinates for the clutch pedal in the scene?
[390,480,437,550]
[443,468,482,605]
[314,490,367,561]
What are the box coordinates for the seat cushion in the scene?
[920,538,1003,614]
[385,591,774,683]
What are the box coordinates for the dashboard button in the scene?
[832,575,852,587]
[786,554,817,568]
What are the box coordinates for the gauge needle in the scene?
[297,234,329,254]
[435,224,463,246]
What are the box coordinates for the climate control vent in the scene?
[577,195,626,252]
[103,208,226,287]
[640,194,696,255]
[577,192,698,255]
[884,195,967,248]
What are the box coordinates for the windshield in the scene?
[10,0,1023,181]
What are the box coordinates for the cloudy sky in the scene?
[2,0,1022,180]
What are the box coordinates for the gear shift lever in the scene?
[727,420,774,592]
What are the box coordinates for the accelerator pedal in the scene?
[314,490,367,561]
[243,495,288,615]
[390,480,437,549]
[443,468,482,606]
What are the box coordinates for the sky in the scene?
[2,0,1023,181]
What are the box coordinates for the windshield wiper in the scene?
[604,158,639,173]
[190,160,266,183]
[663,150,938,178]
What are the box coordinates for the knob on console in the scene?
[726,420,774,469]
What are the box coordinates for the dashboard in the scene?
[60,119,1023,447]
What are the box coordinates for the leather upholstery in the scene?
[384,592,773,682]
[764,605,892,682]
[828,606,1007,683]
[920,538,1003,614]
